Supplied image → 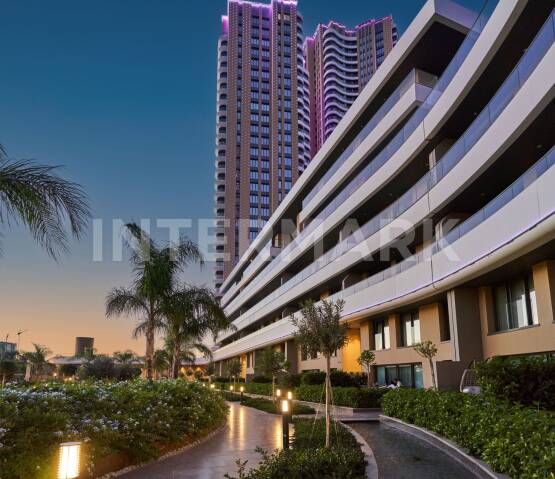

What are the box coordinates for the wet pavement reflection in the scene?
[120,401,282,479]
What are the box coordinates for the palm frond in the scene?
[0,152,90,259]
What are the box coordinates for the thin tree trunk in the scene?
[429,358,437,390]
[172,343,181,379]
[145,311,155,380]
[272,376,276,399]
[325,355,331,448]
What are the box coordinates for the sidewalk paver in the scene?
[119,402,281,479]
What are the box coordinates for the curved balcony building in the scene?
[214,0,555,390]
[305,16,398,156]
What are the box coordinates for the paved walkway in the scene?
[119,402,282,479]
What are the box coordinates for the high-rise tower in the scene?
[214,0,311,288]
[305,16,398,156]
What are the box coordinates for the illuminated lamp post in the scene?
[58,442,81,479]
[281,399,290,449]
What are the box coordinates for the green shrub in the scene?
[475,356,555,410]
[278,373,302,388]
[300,371,326,385]
[300,371,366,387]
[0,380,227,479]
[245,382,273,396]
[241,398,314,415]
[252,375,272,383]
[382,388,555,479]
[297,385,387,408]
[225,419,365,479]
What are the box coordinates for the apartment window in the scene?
[399,311,421,347]
[376,364,423,388]
[373,319,390,350]
[494,274,539,332]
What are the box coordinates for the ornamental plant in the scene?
[292,299,349,447]
[357,350,376,387]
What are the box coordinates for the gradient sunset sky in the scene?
[0,0,479,356]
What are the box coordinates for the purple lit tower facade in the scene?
[214,0,311,288]
[304,17,398,156]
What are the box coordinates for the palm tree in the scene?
[293,299,349,448]
[0,144,89,258]
[105,223,204,379]
[162,285,232,379]
[22,343,52,380]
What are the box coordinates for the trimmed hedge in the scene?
[300,371,366,387]
[215,381,274,397]
[241,397,315,415]
[297,385,387,408]
[382,388,555,479]
[225,419,365,479]
[0,380,227,479]
[475,356,555,410]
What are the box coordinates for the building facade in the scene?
[214,0,311,288]
[213,0,555,390]
[304,17,398,157]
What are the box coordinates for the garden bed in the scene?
[0,380,227,479]
[225,418,366,478]
[240,397,315,415]
[382,388,555,479]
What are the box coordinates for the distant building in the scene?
[304,16,398,156]
[0,341,16,356]
[75,337,94,357]
[214,0,312,288]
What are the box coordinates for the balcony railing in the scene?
[223,0,495,316]
[221,8,553,335]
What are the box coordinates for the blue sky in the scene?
[0,0,460,354]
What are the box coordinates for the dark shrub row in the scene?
[475,355,555,410]
[296,385,387,408]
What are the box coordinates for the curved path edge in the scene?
[340,422,379,479]
[379,416,510,479]
[98,423,227,478]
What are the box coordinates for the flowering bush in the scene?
[0,380,227,479]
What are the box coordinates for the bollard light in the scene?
[287,391,293,400]
[240,386,244,403]
[281,399,290,449]
[276,388,281,398]
[210,383,216,389]
[230,385,234,392]
[58,442,81,479]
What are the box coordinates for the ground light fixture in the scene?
[210,383,216,389]
[240,386,244,403]
[276,388,281,398]
[58,442,81,479]
[230,385,234,392]
[281,399,290,449]
[287,391,293,400]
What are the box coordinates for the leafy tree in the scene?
[78,356,116,380]
[413,340,438,390]
[227,359,243,386]
[22,343,52,379]
[206,362,216,382]
[162,285,231,379]
[105,223,204,379]
[113,350,137,364]
[0,353,17,387]
[357,350,376,387]
[59,363,79,378]
[0,144,90,258]
[153,349,170,378]
[292,299,349,447]
[255,347,289,398]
